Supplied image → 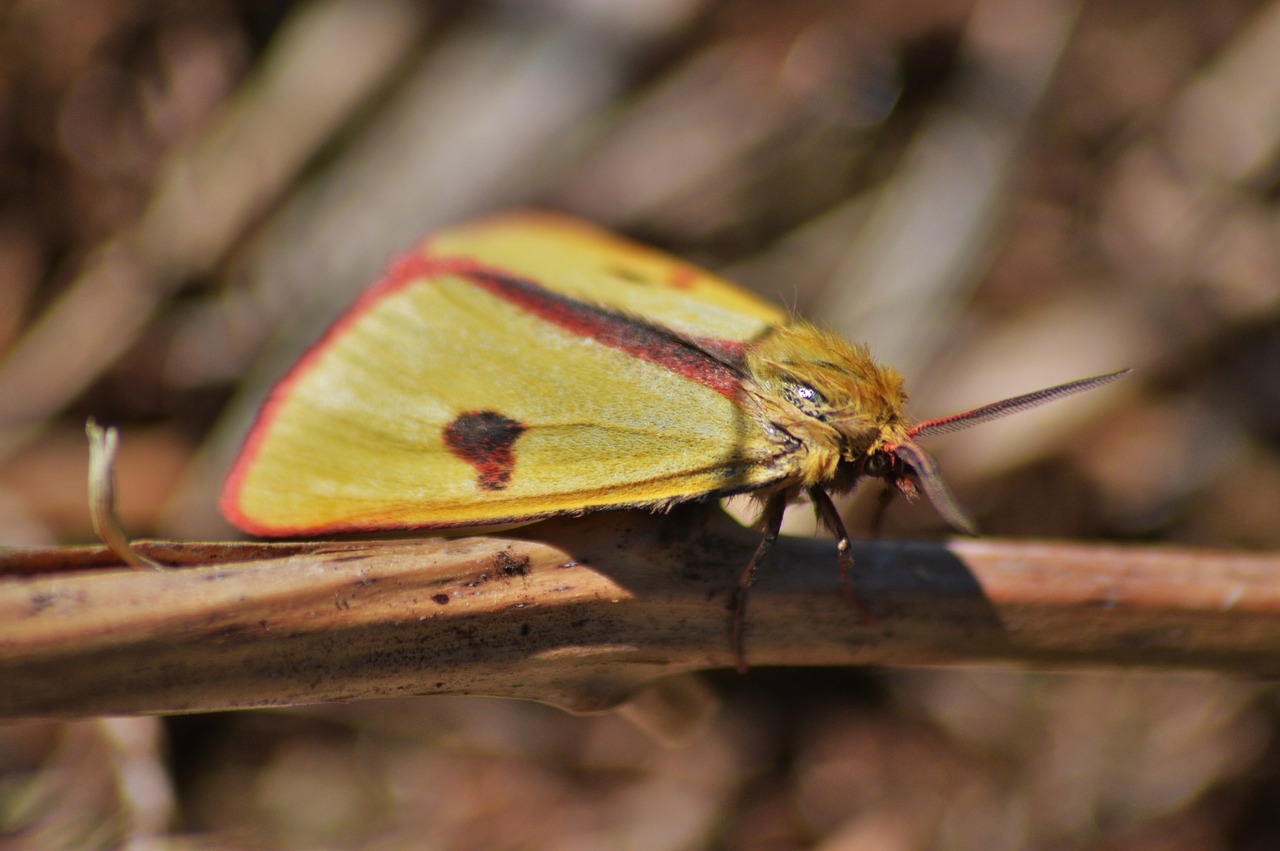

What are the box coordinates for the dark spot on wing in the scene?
[606,265,652,285]
[442,410,527,490]
[667,266,697,289]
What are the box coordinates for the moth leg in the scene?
[809,487,880,626]
[732,492,787,674]
[869,486,895,538]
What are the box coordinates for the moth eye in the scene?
[792,385,820,402]
[787,383,828,419]
[863,450,892,477]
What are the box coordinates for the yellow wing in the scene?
[223,218,797,535]
[421,212,788,342]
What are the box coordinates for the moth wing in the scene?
[223,269,792,535]
[420,212,789,343]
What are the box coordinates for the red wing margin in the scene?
[392,255,750,400]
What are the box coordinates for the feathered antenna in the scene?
[870,370,1130,533]
[908,370,1131,438]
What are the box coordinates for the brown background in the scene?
[2,1,1279,847]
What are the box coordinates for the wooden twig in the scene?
[3,507,1279,720]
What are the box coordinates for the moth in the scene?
[222,212,1126,666]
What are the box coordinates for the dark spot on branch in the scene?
[493,550,530,577]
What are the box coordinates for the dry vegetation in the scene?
[2,0,1280,847]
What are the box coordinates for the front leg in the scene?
[809,486,880,626]
[731,492,787,674]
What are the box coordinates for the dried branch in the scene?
[4,508,1279,721]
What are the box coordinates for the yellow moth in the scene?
[222,212,1125,663]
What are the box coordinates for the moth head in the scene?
[749,322,908,430]
[859,370,1130,535]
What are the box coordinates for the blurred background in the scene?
[2,0,1280,847]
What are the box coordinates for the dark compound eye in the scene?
[863,450,893,477]
[787,383,827,418]
[792,385,820,402]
